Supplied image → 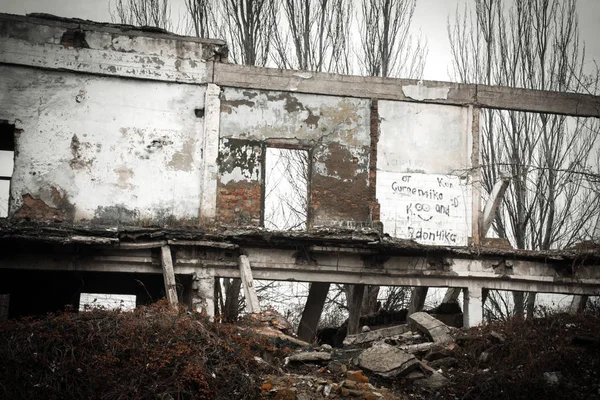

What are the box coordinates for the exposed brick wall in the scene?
[311,142,371,226]
[217,181,262,226]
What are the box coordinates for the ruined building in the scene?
[0,13,599,337]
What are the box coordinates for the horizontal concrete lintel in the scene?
[167,240,238,249]
[0,37,213,84]
[213,63,600,118]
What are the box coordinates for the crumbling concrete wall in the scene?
[376,101,473,245]
[217,88,372,227]
[0,65,207,224]
[0,13,226,84]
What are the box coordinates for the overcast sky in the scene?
[0,0,599,81]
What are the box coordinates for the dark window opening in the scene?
[0,121,15,218]
[263,147,309,231]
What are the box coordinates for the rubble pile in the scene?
[1,303,599,399]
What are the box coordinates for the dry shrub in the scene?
[444,313,600,400]
[0,300,275,400]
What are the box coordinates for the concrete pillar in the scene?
[569,295,588,314]
[347,284,365,335]
[408,287,428,316]
[297,282,330,343]
[442,288,462,304]
[463,285,484,327]
[192,271,215,318]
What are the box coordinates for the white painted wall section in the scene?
[377,101,472,245]
[377,172,470,246]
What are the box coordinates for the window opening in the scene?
[263,147,309,230]
[0,121,15,218]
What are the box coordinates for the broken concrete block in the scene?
[408,312,454,344]
[357,344,419,378]
[287,351,332,363]
[343,324,411,346]
[424,344,455,361]
[326,360,346,375]
[414,371,449,390]
[543,371,561,385]
[398,342,435,354]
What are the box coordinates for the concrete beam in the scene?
[480,176,511,236]
[2,249,600,296]
[213,63,600,118]
[0,15,221,84]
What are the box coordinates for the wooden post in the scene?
[160,245,178,307]
[297,282,330,343]
[347,284,365,335]
[238,255,260,313]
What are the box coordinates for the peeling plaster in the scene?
[2,66,206,223]
[402,83,450,101]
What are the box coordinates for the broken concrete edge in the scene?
[408,312,455,345]
[0,219,597,264]
[1,12,227,46]
[236,326,310,348]
[287,352,332,363]
[343,324,411,346]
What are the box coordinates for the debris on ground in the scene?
[1,302,599,399]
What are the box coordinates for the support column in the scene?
[192,271,215,318]
[569,295,588,314]
[199,83,221,222]
[238,255,260,313]
[408,287,428,316]
[297,282,330,343]
[442,288,461,303]
[348,284,365,335]
[160,245,178,307]
[463,285,484,328]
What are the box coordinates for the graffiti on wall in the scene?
[377,172,471,246]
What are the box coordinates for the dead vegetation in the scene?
[1,303,599,400]
[0,301,285,400]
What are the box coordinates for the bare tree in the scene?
[357,0,427,78]
[110,0,173,31]
[214,0,278,66]
[448,0,600,318]
[264,148,310,231]
[271,0,353,74]
[184,0,214,38]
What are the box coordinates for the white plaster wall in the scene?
[378,101,470,174]
[0,65,207,223]
[377,101,472,245]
